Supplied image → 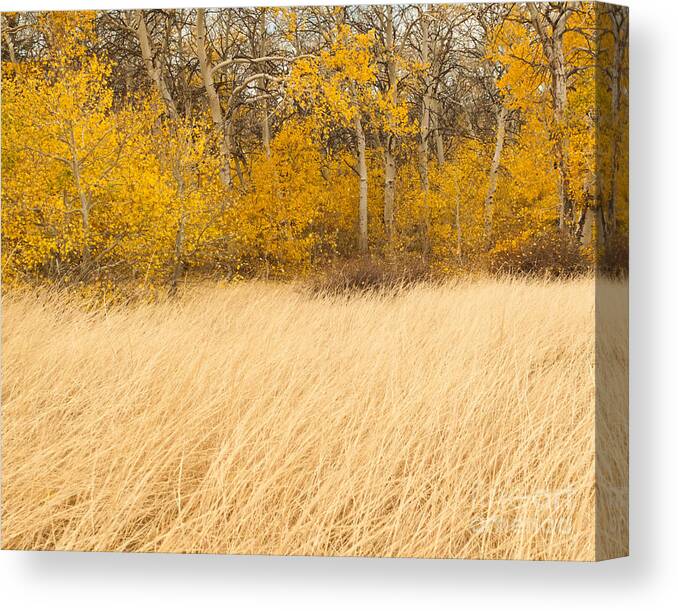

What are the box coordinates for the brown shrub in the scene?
[488,231,590,277]
[308,256,432,296]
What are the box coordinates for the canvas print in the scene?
[0,2,628,560]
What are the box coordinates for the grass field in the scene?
[1,277,627,559]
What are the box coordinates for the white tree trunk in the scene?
[528,4,573,234]
[552,54,572,232]
[418,9,431,195]
[483,103,508,246]
[355,114,369,255]
[170,158,187,294]
[433,98,446,166]
[66,124,92,277]
[195,8,232,189]
[418,7,431,256]
[134,10,179,120]
[382,5,397,244]
[259,10,271,158]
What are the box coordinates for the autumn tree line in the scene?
[1,3,628,291]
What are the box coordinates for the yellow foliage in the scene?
[2,6,628,289]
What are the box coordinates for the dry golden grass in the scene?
[1,277,627,559]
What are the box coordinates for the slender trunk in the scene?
[260,97,271,159]
[383,5,397,244]
[528,5,573,235]
[483,103,508,247]
[134,10,178,120]
[234,149,248,190]
[170,163,186,295]
[1,16,17,63]
[259,10,271,158]
[195,8,232,188]
[433,98,446,166]
[418,13,431,194]
[76,182,91,278]
[607,8,627,238]
[608,122,619,237]
[552,57,572,233]
[576,199,602,247]
[67,125,91,278]
[355,113,368,255]
[383,144,396,244]
[418,7,431,256]
[170,212,186,295]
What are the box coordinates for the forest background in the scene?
[1,3,628,295]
